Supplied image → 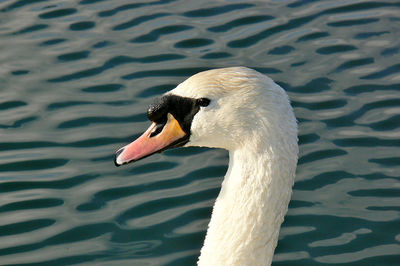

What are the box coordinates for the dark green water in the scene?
[1,0,399,265]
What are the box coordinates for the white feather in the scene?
[169,67,298,266]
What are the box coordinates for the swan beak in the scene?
[114,113,186,166]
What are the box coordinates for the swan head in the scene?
[115,67,295,166]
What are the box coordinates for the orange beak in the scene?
[114,113,187,166]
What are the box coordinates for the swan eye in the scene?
[197,98,211,107]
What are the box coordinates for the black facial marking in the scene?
[147,97,169,124]
[147,94,203,138]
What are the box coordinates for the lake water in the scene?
[0,0,399,265]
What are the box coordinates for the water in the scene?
[0,0,399,265]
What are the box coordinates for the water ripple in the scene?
[0,198,64,213]
[0,219,56,237]
[182,3,254,17]
[296,31,330,42]
[207,15,274,33]
[369,157,400,167]
[361,63,400,80]
[227,14,319,48]
[334,137,400,147]
[327,18,380,27]
[316,44,357,54]
[122,67,209,80]
[0,0,47,12]
[298,149,347,165]
[174,38,213,49]
[334,58,374,73]
[113,13,170,31]
[48,54,185,82]
[0,174,98,193]
[39,38,67,46]
[10,24,49,35]
[130,25,193,43]
[344,83,400,95]
[57,113,145,129]
[97,0,178,17]
[39,8,77,19]
[69,21,95,31]
[57,51,90,62]
[0,100,27,110]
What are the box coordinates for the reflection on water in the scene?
[0,0,399,265]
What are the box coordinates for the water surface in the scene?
[0,0,399,265]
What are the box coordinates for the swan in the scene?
[114,67,298,265]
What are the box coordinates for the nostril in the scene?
[150,123,165,137]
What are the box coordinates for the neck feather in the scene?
[198,138,297,266]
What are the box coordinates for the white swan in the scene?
[115,67,298,266]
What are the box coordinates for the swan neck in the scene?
[198,145,296,266]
